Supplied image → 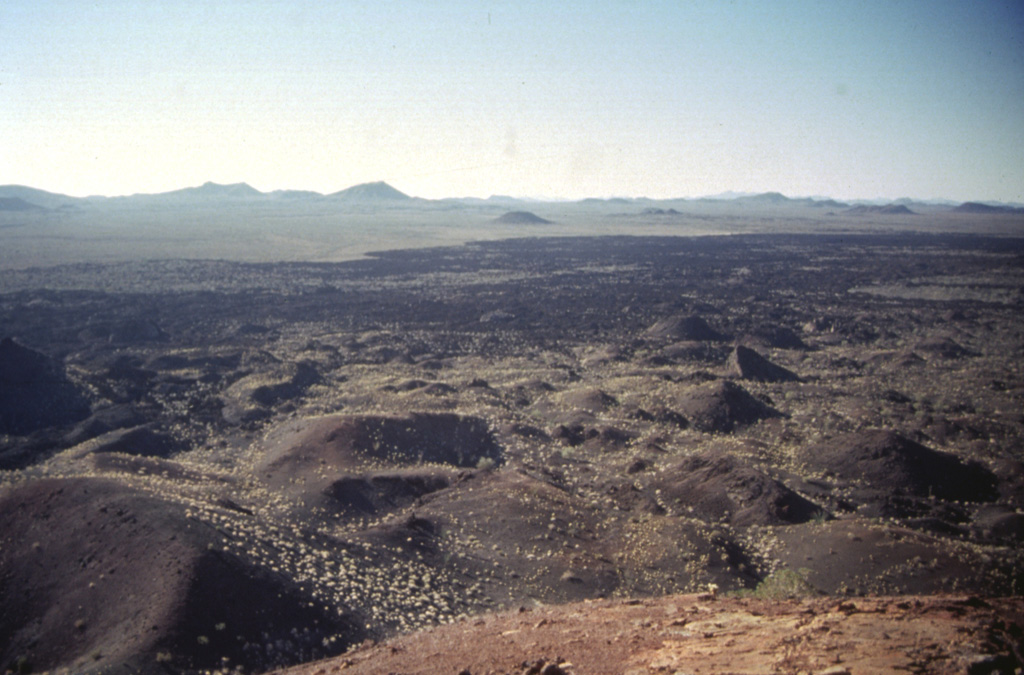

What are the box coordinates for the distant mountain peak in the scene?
[732,192,792,205]
[194,181,262,195]
[329,181,410,201]
[135,181,265,201]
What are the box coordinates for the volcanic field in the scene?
[1,232,1023,673]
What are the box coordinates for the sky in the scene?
[2,1,1023,202]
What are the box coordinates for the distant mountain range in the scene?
[730,192,848,209]
[121,180,414,204]
[0,181,416,210]
[0,182,1021,213]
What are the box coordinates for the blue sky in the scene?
[2,1,1022,201]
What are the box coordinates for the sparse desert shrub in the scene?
[740,568,817,600]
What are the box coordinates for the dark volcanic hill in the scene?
[651,450,819,526]
[644,315,728,341]
[798,429,998,503]
[329,181,411,202]
[0,477,360,674]
[675,379,782,432]
[728,345,800,382]
[492,210,552,224]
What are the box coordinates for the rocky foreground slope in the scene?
[276,593,1024,675]
[1,233,1022,673]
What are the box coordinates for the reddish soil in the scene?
[276,593,1024,675]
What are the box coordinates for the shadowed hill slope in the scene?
[0,337,90,435]
[0,477,361,674]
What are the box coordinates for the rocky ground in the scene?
[1,232,1023,673]
[275,593,1024,675]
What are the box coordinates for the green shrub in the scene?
[735,568,817,600]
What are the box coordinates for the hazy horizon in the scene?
[3,1,1023,203]
[0,178,1005,206]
